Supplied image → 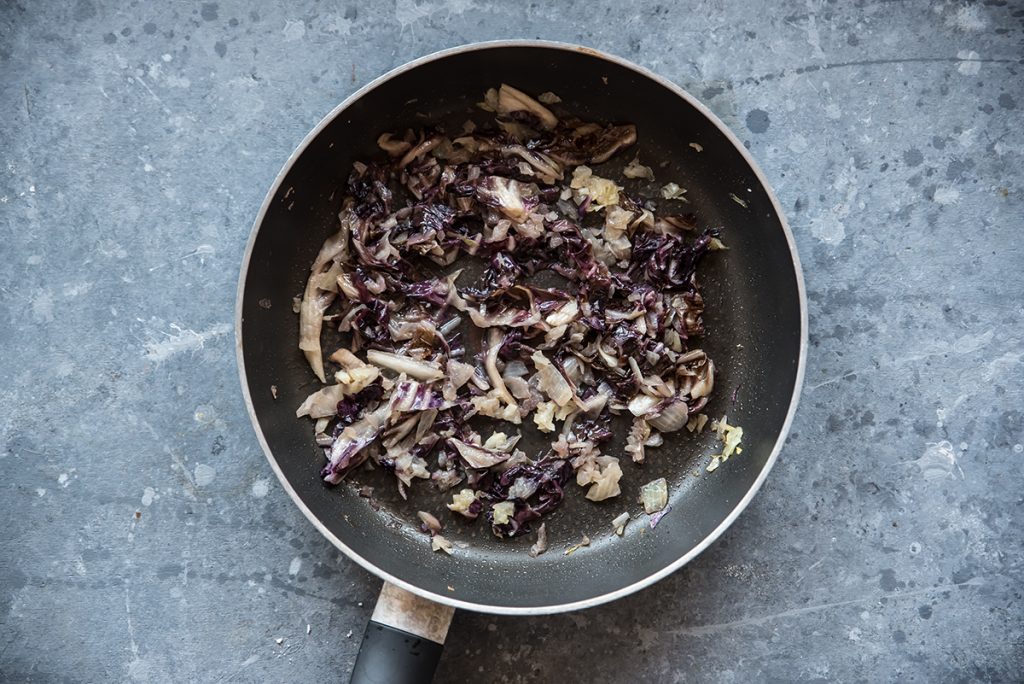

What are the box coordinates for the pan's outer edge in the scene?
[234,39,809,616]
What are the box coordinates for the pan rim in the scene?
[235,39,809,616]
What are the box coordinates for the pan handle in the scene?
[349,581,455,684]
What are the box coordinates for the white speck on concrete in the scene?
[164,74,190,89]
[36,488,46,497]
[957,50,981,75]
[916,441,964,481]
[141,487,156,506]
[144,323,231,361]
[31,289,55,323]
[1014,444,1023,454]
[62,282,92,298]
[251,479,270,498]
[193,404,217,424]
[993,141,1022,157]
[955,127,977,148]
[162,53,172,62]
[810,214,846,245]
[194,464,216,486]
[810,157,858,245]
[288,557,302,576]
[26,254,42,265]
[58,472,70,487]
[98,241,128,259]
[54,357,75,378]
[847,627,862,642]
[282,19,306,41]
[952,329,993,354]
[323,13,354,35]
[933,187,961,205]
[802,11,825,59]
[948,5,987,32]
[395,1,435,28]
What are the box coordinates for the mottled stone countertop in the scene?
[1,1,1021,682]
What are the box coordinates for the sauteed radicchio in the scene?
[295,85,724,540]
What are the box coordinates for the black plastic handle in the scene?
[349,620,444,684]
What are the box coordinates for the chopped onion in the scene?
[491,501,516,525]
[623,156,654,180]
[528,523,549,557]
[497,83,558,130]
[447,489,480,518]
[296,384,347,419]
[445,360,476,389]
[686,413,709,433]
[579,456,623,502]
[532,350,574,406]
[417,510,443,535]
[647,396,690,432]
[508,476,540,501]
[449,438,512,469]
[323,404,390,484]
[660,182,688,200]
[564,534,591,556]
[431,534,454,554]
[628,393,660,417]
[611,511,629,536]
[639,477,668,514]
[706,417,744,472]
[366,350,444,381]
[377,132,412,157]
[624,417,651,463]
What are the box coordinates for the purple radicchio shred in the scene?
[649,506,671,529]
[482,458,573,538]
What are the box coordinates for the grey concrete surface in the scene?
[1,1,1022,682]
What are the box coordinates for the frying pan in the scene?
[236,40,807,683]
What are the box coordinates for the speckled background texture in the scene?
[2,1,1022,682]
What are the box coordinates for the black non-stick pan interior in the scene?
[239,44,804,612]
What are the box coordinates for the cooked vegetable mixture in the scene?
[296,84,725,539]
